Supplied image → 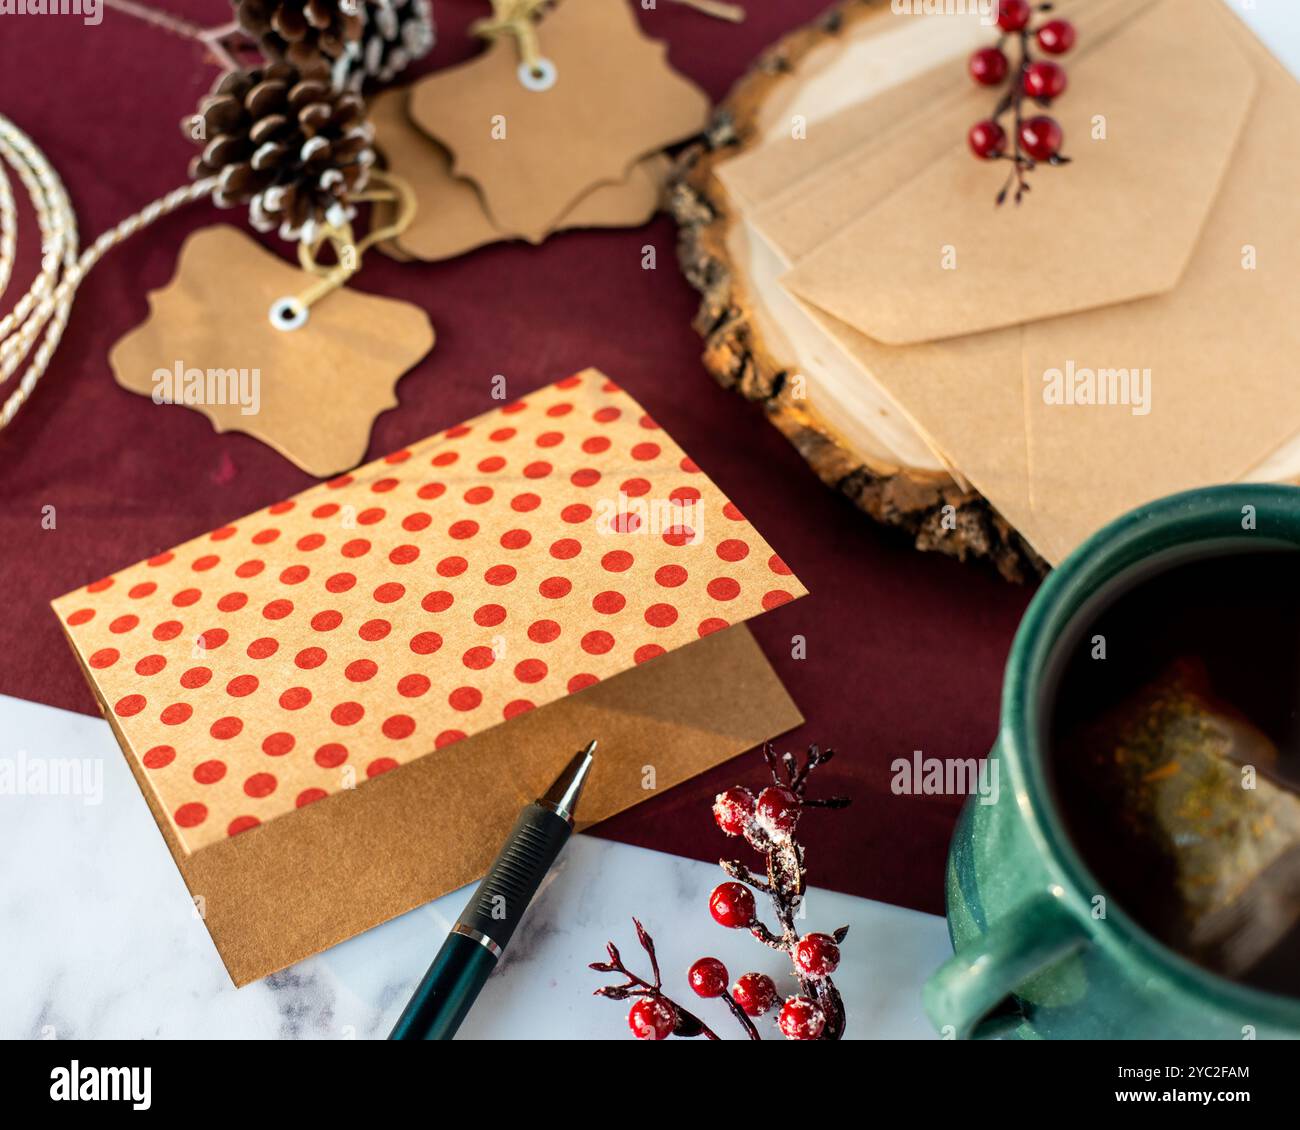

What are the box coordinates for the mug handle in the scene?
[923,894,1090,1039]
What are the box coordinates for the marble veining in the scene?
[1,693,949,1039]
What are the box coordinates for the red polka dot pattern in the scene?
[51,372,806,851]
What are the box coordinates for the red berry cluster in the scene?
[713,782,802,845]
[592,744,851,1040]
[967,0,1076,204]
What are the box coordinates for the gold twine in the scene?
[670,0,745,22]
[289,170,417,314]
[471,0,551,75]
[0,108,217,431]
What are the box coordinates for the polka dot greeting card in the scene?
[52,370,808,858]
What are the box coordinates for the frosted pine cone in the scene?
[185,61,376,244]
[234,0,364,68]
[335,0,436,91]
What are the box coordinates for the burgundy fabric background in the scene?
[0,0,1033,914]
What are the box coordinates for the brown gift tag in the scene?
[370,87,668,260]
[408,0,709,242]
[109,225,435,478]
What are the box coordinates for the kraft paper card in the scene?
[370,87,668,261]
[109,225,436,477]
[52,369,807,982]
[84,619,800,985]
[766,0,1300,564]
[408,0,709,242]
[54,369,807,853]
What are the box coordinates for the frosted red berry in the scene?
[1023,60,1067,101]
[628,997,677,1040]
[968,46,1008,87]
[1018,115,1063,161]
[732,972,778,1017]
[688,957,729,998]
[794,933,841,978]
[709,881,756,928]
[1036,18,1076,55]
[756,786,800,837]
[779,996,826,1040]
[967,119,1007,160]
[996,0,1031,32]
[712,786,755,837]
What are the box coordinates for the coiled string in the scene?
[0,111,215,430]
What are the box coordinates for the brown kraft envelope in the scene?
[1019,3,1300,560]
[52,369,806,984]
[784,0,1253,344]
[716,0,994,213]
[748,0,1140,538]
[78,620,800,986]
[777,0,1300,562]
[750,0,1131,269]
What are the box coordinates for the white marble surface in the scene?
[0,693,950,1040]
[1234,0,1300,76]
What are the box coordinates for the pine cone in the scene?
[234,0,364,67]
[335,0,436,91]
[185,61,376,243]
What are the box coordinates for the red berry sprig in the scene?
[592,743,851,1040]
[591,918,729,1040]
[967,1,1076,204]
[711,744,850,1039]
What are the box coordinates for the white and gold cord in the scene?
[0,112,215,432]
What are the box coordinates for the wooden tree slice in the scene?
[669,0,1046,582]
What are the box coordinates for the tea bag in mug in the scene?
[1064,659,1300,977]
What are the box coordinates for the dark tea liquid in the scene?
[1045,547,1300,998]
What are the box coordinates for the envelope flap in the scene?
[784,0,1257,346]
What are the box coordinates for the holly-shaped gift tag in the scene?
[408,0,709,242]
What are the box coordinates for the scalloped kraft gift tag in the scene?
[109,225,436,478]
[370,87,668,260]
[408,0,708,242]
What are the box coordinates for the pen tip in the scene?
[540,741,597,824]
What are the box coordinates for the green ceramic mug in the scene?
[925,484,1300,1040]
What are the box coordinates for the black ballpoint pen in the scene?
[389,739,596,1040]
